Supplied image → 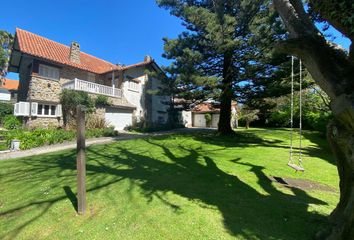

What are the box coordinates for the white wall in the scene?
[212,114,220,128]
[150,75,169,124]
[191,112,219,128]
[180,110,192,127]
[193,113,206,127]
[122,66,170,125]
[0,92,11,101]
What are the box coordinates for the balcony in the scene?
[62,78,122,98]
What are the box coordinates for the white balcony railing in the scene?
[62,78,122,98]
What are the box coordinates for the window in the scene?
[39,64,60,80]
[128,81,139,92]
[87,72,95,82]
[37,104,57,116]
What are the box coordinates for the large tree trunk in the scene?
[321,121,354,239]
[218,52,234,134]
[273,0,354,239]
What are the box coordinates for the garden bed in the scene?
[3,127,118,150]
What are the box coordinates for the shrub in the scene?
[5,127,117,150]
[86,114,108,129]
[60,89,95,126]
[0,102,13,124]
[204,113,212,127]
[95,95,110,107]
[3,115,21,130]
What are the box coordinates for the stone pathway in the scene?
[0,128,211,161]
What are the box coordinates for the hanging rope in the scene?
[288,56,305,172]
[298,59,303,168]
[289,56,294,165]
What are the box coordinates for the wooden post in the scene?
[76,105,86,215]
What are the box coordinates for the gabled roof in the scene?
[15,28,120,74]
[1,78,19,90]
[192,103,220,113]
[121,60,153,70]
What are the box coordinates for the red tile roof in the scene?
[16,28,120,74]
[121,60,153,70]
[192,103,220,113]
[1,78,19,90]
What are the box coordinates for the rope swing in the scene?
[288,56,305,172]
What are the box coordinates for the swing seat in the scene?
[287,163,305,172]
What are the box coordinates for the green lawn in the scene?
[0,128,339,240]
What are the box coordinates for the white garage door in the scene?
[193,114,206,127]
[105,108,133,130]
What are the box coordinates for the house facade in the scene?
[179,100,238,128]
[8,28,170,130]
[0,78,19,102]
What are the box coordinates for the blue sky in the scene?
[1,0,351,80]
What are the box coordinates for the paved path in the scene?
[0,128,212,161]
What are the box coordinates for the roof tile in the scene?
[16,28,120,74]
[1,78,19,90]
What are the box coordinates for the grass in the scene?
[0,128,339,240]
[0,130,7,151]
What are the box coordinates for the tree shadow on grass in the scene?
[190,130,335,166]
[0,132,331,239]
[87,138,328,239]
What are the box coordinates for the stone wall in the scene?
[27,76,62,102]
[25,117,62,129]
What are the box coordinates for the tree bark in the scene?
[218,52,234,134]
[245,121,250,129]
[273,0,354,239]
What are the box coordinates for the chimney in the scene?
[69,42,80,64]
[144,55,153,63]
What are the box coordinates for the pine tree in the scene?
[157,0,282,134]
[0,30,13,85]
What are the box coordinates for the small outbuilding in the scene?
[191,102,220,128]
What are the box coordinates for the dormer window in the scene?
[38,64,60,80]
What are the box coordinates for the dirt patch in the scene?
[269,176,337,193]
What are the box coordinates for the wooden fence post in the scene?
[76,105,86,215]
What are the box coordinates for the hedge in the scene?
[4,127,117,150]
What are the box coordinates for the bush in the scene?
[86,115,108,129]
[0,102,13,124]
[3,115,21,130]
[95,95,110,107]
[5,127,117,150]
[204,113,212,127]
[304,111,332,133]
[60,89,95,126]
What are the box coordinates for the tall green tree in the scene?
[0,30,13,84]
[157,0,282,134]
[273,0,354,238]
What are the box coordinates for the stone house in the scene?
[8,28,170,130]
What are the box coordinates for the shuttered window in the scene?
[128,81,139,92]
[39,64,60,80]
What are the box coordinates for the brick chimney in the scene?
[69,42,80,64]
[144,55,153,63]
